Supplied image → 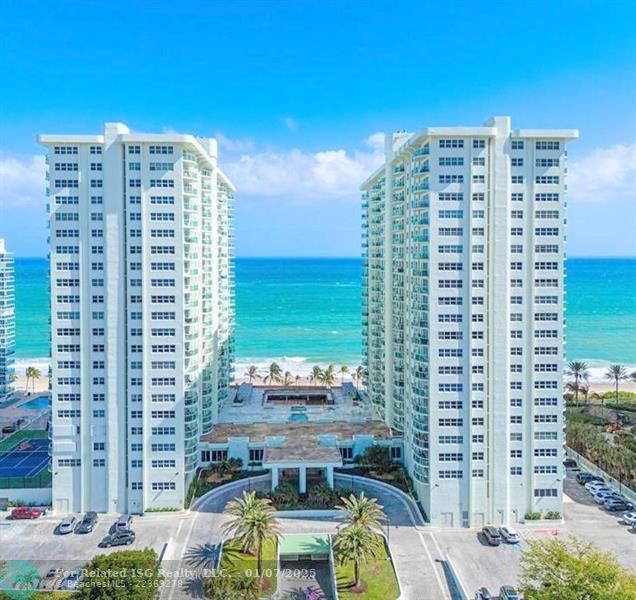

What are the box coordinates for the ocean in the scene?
[13,257,636,380]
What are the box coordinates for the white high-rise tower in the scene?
[39,124,235,514]
[0,239,15,403]
[361,116,578,527]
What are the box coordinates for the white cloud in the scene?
[283,117,298,132]
[223,140,385,201]
[0,154,46,209]
[215,133,254,153]
[568,141,636,202]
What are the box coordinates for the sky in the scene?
[0,0,635,257]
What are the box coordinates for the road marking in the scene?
[418,531,451,600]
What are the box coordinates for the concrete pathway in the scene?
[161,473,451,600]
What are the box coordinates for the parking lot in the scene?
[0,510,185,579]
[434,471,636,597]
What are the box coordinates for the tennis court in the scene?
[0,437,49,478]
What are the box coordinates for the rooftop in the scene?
[200,419,393,444]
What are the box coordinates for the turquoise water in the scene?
[20,396,50,410]
[12,257,636,369]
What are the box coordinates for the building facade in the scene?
[361,116,578,527]
[0,239,15,403]
[38,124,235,514]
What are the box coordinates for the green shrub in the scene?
[271,482,299,508]
[307,482,338,508]
[545,511,561,520]
[524,511,542,520]
[355,446,394,473]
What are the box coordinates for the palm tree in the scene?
[605,364,628,405]
[333,525,381,590]
[321,364,336,388]
[340,365,349,386]
[244,366,258,385]
[630,370,636,384]
[566,361,589,406]
[294,375,301,386]
[283,371,293,386]
[222,491,280,578]
[263,362,282,385]
[204,570,260,600]
[25,366,41,394]
[310,365,323,386]
[336,492,386,534]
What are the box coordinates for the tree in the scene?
[605,364,628,405]
[222,491,280,578]
[321,364,336,388]
[566,361,589,406]
[630,370,636,384]
[244,366,258,384]
[336,492,385,534]
[294,374,301,386]
[310,365,323,386]
[340,365,349,385]
[519,536,636,600]
[263,362,282,385]
[283,371,293,386]
[356,446,394,474]
[74,549,163,600]
[333,525,382,590]
[204,571,260,600]
[24,367,41,394]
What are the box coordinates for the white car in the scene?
[499,526,521,543]
[593,491,615,504]
[57,516,77,535]
[622,512,636,526]
[585,481,608,492]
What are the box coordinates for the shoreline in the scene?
[11,358,636,393]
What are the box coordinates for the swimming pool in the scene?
[289,413,309,423]
[20,396,50,411]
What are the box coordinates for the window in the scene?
[536,176,560,184]
[536,158,560,168]
[536,141,560,150]
[472,157,485,166]
[472,192,485,201]
[439,175,464,184]
[438,192,463,201]
[511,175,524,184]
[472,174,485,183]
[439,157,464,166]
[473,140,485,149]
[511,140,524,150]
[511,192,524,202]
[511,158,524,167]
[534,488,559,497]
[439,139,464,148]
[536,193,559,202]
[439,470,463,479]
[149,145,174,154]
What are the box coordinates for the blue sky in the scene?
[1,0,635,257]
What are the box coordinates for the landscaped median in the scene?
[218,537,278,597]
[334,534,400,600]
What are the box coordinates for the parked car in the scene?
[99,530,136,547]
[593,491,616,504]
[578,472,603,485]
[621,511,636,526]
[60,570,81,591]
[563,457,577,468]
[57,516,77,534]
[500,585,523,600]
[475,587,493,600]
[39,568,65,591]
[604,498,628,512]
[499,526,521,543]
[110,514,133,532]
[76,511,98,534]
[481,526,502,546]
[585,481,609,492]
[10,506,42,519]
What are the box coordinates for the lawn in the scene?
[219,537,278,596]
[335,538,400,600]
[0,429,48,452]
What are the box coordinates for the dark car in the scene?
[576,472,597,484]
[76,511,98,533]
[109,514,133,534]
[481,526,501,546]
[563,457,577,469]
[475,587,493,600]
[99,530,135,548]
[500,585,523,600]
